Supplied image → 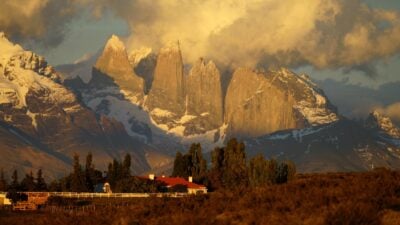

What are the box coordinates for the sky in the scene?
[0,0,399,120]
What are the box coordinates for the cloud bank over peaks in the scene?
[118,0,400,73]
[1,0,400,75]
[374,102,400,125]
[0,0,83,48]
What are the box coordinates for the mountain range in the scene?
[0,32,399,178]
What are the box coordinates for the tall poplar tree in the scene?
[0,169,8,191]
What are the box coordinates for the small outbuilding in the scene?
[0,192,12,205]
[94,182,112,193]
[147,175,207,194]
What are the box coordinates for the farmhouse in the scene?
[0,192,11,205]
[147,174,207,194]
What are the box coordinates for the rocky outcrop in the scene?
[246,119,400,172]
[225,68,300,138]
[185,58,223,135]
[366,111,400,139]
[94,35,144,102]
[145,42,185,120]
[225,68,338,138]
[0,34,151,176]
[129,48,157,94]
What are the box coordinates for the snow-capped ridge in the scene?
[104,35,126,51]
[0,32,24,67]
[366,110,400,139]
[129,47,153,67]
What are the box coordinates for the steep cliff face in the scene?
[246,119,400,172]
[0,33,151,175]
[185,58,224,135]
[145,42,185,125]
[225,68,300,138]
[94,35,144,102]
[366,111,400,140]
[129,47,156,94]
[225,68,338,138]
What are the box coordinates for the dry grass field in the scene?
[1,169,400,225]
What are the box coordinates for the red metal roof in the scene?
[155,177,206,189]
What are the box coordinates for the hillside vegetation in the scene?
[1,169,400,225]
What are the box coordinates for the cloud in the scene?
[375,102,400,124]
[316,79,400,123]
[0,0,93,48]
[1,0,400,72]
[111,0,400,70]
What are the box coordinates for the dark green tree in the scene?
[276,162,289,184]
[208,147,225,190]
[0,169,7,191]
[122,153,132,177]
[115,154,133,192]
[9,170,19,191]
[172,144,207,182]
[48,180,62,192]
[189,143,207,181]
[71,153,86,192]
[35,169,47,191]
[248,154,268,187]
[20,171,35,191]
[60,175,72,192]
[223,138,248,188]
[110,159,120,187]
[85,152,95,191]
[172,151,185,177]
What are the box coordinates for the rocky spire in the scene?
[145,41,185,118]
[185,58,223,133]
[224,67,339,138]
[94,34,144,102]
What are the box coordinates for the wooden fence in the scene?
[22,192,189,198]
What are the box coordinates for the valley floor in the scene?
[1,170,400,225]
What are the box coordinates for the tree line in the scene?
[0,138,296,194]
[0,152,162,194]
[172,138,296,190]
[0,169,47,192]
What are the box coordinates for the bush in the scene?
[6,191,27,204]
[325,202,381,225]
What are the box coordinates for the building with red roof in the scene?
[145,175,207,194]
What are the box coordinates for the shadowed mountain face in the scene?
[245,119,400,173]
[94,35,145,103]
[0,33,174,178]
[60,34,400,173]
[1,32,399,175]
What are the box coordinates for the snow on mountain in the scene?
[247,119,400,172]
[0,32,23,66]
[129,47,153,67]
[366,111,400,139]
[2,31,400,173]
[224,67,339,138]
[62,35,342,154]
[274,68,339,126]
[0,33,163,177]
[0,34,73,109]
